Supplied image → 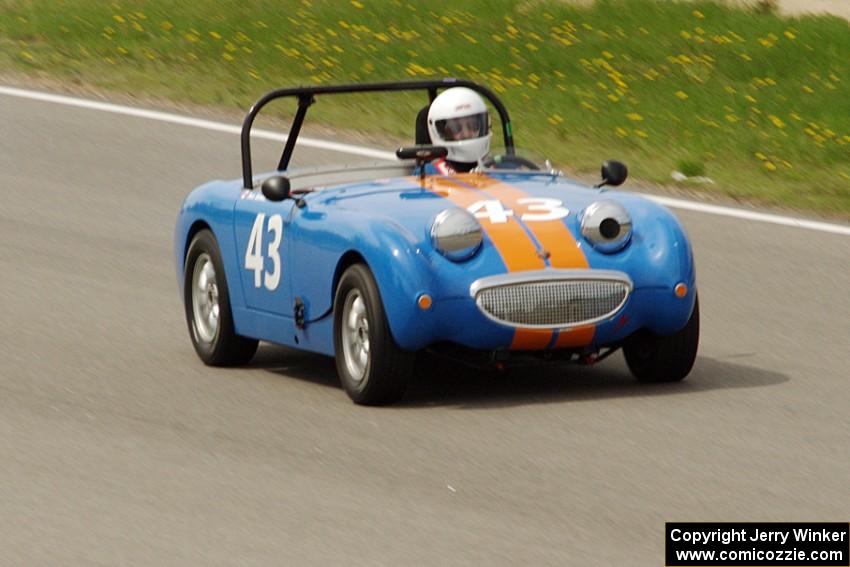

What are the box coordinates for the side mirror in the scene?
[261,175,291,202]
[596,160,628,189]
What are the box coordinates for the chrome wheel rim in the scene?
[341,289,370,382]
[191,253,220,344]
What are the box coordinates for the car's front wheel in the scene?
[333,264,414,405]
[623,295,699,383]
[184,229,258,366]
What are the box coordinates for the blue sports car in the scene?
[174,79,698,405]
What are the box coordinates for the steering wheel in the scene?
[482,154,541,171]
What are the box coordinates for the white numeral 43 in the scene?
[467,198,568,224]
[245,213,283,290]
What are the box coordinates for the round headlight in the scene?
[580,200,632,253]
[431,208,483,261]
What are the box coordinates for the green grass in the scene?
[2,0,849,214]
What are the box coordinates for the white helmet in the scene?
[427,87,491,164]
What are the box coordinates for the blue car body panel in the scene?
[175,169,696,357]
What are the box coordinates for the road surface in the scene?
[1,91,848,566]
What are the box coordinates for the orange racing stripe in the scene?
[421,174,594,350]
[454,174,596,349]
[424,176,545,273]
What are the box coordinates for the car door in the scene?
[233,190,296,316]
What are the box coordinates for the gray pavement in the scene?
[1,92,849,566]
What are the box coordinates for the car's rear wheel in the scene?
[184,229,258,366]
[333,264,414,405]
[623,295,699,383]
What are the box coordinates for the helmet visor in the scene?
[435,112,489,141]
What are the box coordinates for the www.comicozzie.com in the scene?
[665,523,850,566]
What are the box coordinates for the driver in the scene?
[426,87,491,175]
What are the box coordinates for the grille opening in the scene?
[475,279,629,328]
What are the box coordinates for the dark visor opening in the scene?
[435,112,489,141]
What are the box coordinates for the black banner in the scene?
[666,523,849,566]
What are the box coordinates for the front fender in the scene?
[289,207,439,351]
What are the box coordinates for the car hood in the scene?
[306,170,650,246]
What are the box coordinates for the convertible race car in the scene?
[175,79,698,405]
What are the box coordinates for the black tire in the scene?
[333,264,414,405]
[184,229,258,366]
[623,296,700,383]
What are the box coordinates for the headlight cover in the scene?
[430,208,483,261]
[580,200,632,253]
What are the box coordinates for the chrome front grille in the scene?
[473,274,631,329]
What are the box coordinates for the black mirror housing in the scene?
[396,145,449,162]
[261,175,291,202]
[598,160,628,188]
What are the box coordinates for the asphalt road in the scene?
[1,92,849,566]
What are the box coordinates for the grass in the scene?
[1,0,849,215]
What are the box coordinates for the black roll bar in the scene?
[240,78,515,189]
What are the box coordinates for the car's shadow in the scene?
[249,345,788,409]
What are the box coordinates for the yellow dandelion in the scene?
[210,31,221,40]
[763,161,777,171]
[693,10,704,19]
[626,113,643,121]
[675,90,688,100]
[113,15,125,24]
[222,52,234,61]
[351,0,364,8]
[745,94,757,103]
[615,127,628,137]
[725,114,739,123]
[784,30,796,40]
[607,93,620,102]
[768,115,785,129]
[161,21,173,31]
[634,130,649,138]
[802,85,814,94]
[840,172,850,180]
